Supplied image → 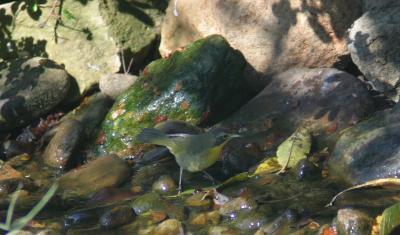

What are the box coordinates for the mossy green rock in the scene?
[98,35,252,154]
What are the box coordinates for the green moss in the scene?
[97,35,252,154]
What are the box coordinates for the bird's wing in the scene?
[172,132,216,156]
[136,128,174,147]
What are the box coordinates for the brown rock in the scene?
[152,219,184,235]
[160,0,362,89]
[59,155,130,199]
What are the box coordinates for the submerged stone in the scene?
[152,175,177,194]
[334,208,373,235]
[151,219,184,235]
[98,35,253,155]
[99,205,136,229]
[59,155,130,200]
[131,192,164,215]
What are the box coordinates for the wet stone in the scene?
[185,192,212,211]
[151,219,184,235]
[208,226,240,235]
[99,205,136,229]
[131,192,164,215]
[152,175,177,194]
[220,137,264,177]
[334,208,373,235]
[86,187,136,207]
[232,211,268,232]
[219,196,258,217]
[295,159,322,181]
[42,118,84,170]
[59,155,131,200]
[189,210,220,226]
[64,205,112,229]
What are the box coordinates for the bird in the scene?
[136,127,240,193]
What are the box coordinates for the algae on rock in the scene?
[97,35,253,155]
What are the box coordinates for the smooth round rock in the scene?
[152,219,184,235]
[348,7,400,101]
[0,57,70,131]
[219,197,258,217]
[99,73,137,99]
[334,208,373,235]
[185,192,212,210]
[295,159,322,181]
[99,205,136,229]
[42,119,83,169]
[152,175,176,194]
[59,155,131,199]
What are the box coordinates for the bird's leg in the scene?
[202,171,220,185]
[178,167,183,194]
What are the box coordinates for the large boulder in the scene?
[328,105,400,185]
[97,35,253,155]
[348,7,400,101]
[160,0,362,90]
[363,0,400,11]
[220,68,373,150]
[0,57,70,131]
[1,0,167,93]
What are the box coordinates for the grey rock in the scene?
[221,68,373,150]
[0,57,70,131]
[348,7,400,101]
[99,205,136,229]
[363,0,400,11]
[232,211,267,232]
[99,73,137,99]
[131,192,164,215]
[329,105,400,185]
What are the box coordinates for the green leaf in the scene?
[276,128,311,168]
[380,202,400,235]
[62,9,76,21]
[253,157,281,175]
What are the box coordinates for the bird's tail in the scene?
[136,128,172,147]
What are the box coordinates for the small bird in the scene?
[136,127,239,193]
